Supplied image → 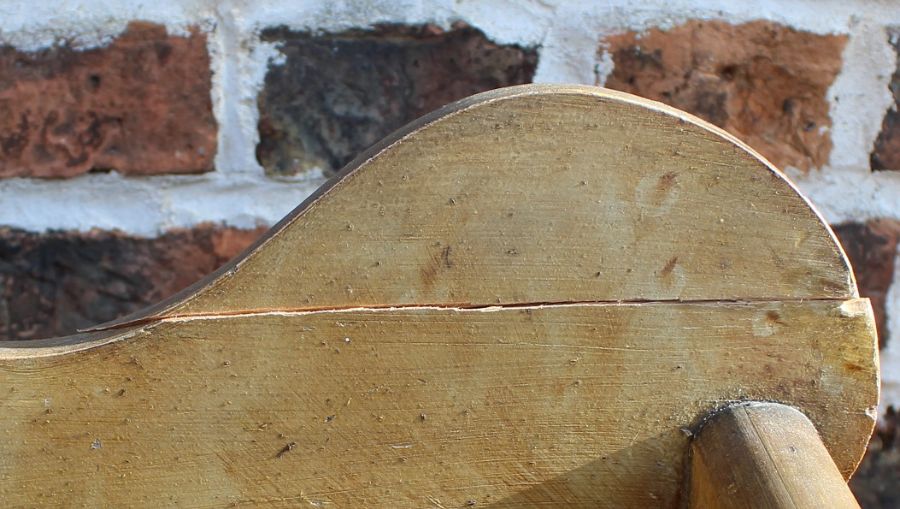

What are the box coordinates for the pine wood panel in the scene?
[0,85,877,507]
[96,85,853,329]
[0,300,876,507]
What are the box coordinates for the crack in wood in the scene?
[80,295,853,332]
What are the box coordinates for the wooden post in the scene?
[690,402,860,508]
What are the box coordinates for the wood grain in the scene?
[691,403,860,508]
[94,85,854,329]
[0,300,877,507]
[0,85,877,507]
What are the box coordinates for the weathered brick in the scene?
[832,220,900,348]
[0,224,266,340]
[871,28,900,171]
[849,407,900,508]
[0,22,215,178]
[257,23,538,176]
[603,20,846,172]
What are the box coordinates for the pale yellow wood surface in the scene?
[95,85,854,328]
[0,300,877,507]
[0,85,878,507]
[691,403,860,509]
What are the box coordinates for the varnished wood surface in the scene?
[0,300,877,507]
[0,85,877,507]
[691,403,860,508]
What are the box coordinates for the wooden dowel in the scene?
[690,402,860,509]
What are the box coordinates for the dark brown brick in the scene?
[832,219,900,348]
[0,224,266,340]
[871,28,900,171]
[850,407,900,508]
[256,23,537,176]
[0,21,215,178]
[603,20,846,172]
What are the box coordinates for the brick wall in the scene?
[1,1,899,504]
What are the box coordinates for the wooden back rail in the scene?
[0,85,877,507]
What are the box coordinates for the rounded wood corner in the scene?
[81,84,857,331]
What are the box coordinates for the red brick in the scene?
[871,28,900,171]
[0,224,267,340]
[0,21,216,178]
[257,23,537,176]
[832,219,900,348]
[603,20,846,172]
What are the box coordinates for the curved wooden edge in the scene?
[0,328,136,360]
[0,85,876,508]
[75,84,855,335]
[0,83,853,370]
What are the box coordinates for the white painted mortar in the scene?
[2,0,900,406]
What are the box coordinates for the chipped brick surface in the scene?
[871,28,900,171]
[0,22,215,178]
[603,20,846,172]
[0,225,266,340]
[257,23,537,176]
[833,219,900,348]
